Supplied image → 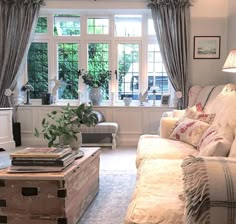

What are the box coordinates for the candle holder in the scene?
[150,86,159,106]
[152,90,156,106]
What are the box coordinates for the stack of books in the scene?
[7,146,77,173]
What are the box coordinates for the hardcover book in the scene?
[6,165,70,173]
[10,146,72,159]
[11,153,77,167]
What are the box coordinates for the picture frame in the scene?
[161,94,170,105]
[193,36,221,59]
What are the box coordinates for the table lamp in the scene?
[222,49,236,72]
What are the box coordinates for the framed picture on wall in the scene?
[193,36,221,59]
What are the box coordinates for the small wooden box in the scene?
[0,147,100,224]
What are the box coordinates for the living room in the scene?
[1,0,236,223]
[2,0,236,147]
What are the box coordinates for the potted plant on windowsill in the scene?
[78,69,112,105]
[34,103,98,152]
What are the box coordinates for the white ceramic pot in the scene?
[123,97,132,106]
[89,87,103,105]
[59,132,82,153]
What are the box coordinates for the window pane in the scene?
[87,18,109,34]
[54,14,80,36]
[115,15,142,37]
[57,43,79,99]
[35,17,48,33]
[147,44,168,100]
[28,43,48,99]
[148,19,155,35]
[87,43,110,99]
[118,44,139,100]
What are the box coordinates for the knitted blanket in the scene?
[182,156,236,224]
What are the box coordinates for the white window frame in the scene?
[25,10,171,106]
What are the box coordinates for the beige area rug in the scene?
[78,170,137,224]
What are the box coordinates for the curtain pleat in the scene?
[0,0,44,108]
[148,0,192,108]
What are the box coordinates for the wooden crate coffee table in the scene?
[0,147,100,224]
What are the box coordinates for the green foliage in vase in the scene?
[34,103,98,147]
[79,69,112,90]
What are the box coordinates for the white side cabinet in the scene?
[0,108,15,150]
[17,105,173,147]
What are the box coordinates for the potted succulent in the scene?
[34,103,98,151]
[78,69,112,105]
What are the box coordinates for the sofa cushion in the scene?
[181,107,215,124]
[229,129,236,158]
[194,85,217,109]
[198,123,234,157]
[136,135,198,168]
[169,118,210,147]
[204,84,236,130]
[188,85,202,107]
[182,156,236,224]
[93,110,105,123]
[125,159,184,224]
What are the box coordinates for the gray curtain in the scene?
[148,0,192,108]
[0,0,45,108]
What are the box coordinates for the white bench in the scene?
[81,122,119,149]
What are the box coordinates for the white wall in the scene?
[44,0,228,16]
[226,0,236,83]
[43,0,147,10]
[190,18,228,86]
[190,0,228,86]
[191,0,228,18]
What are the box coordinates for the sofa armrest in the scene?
[162,109,185,118]
[160,117,178,138]
[162,111,174,117]
[172,109,186,118]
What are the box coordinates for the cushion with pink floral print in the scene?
[181,106,215,124]
[169,118,210,147]
[198,123,234,157]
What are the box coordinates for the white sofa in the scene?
[125,83,236,224]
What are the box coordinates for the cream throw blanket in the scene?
[182,156,236,224]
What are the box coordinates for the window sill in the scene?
[19,102,175,109]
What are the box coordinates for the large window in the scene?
[87,18,109,35]
[27,42,48,99]
[87,43,110,99]
[115,15,142,37]
[57,43,79,99]
[54,14,80,36]
[117,43,139,100]
[27,12,170,105]
[147,44,168,100]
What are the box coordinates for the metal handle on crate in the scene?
[0,200,6,207]
[0,215,7,223]
[21,187,38,196]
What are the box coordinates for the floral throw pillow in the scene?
[181,106,215,124]
[198,123,234,157]
[169,118,210,147]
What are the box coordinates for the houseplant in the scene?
[78,69,112,105]
[34,103,98,151]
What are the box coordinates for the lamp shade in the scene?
[222,49,236,72]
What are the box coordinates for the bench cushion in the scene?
[81,122,118,134]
